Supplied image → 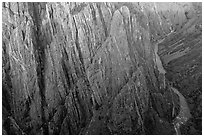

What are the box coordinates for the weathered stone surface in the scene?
[157,3,202,134]
[2,2,201,135]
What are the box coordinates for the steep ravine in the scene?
[154,39,191,135]
[2,2,201,135]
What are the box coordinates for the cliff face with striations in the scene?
[2,2,202,135]
[157,3,202,134]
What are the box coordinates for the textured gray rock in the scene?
[2,2,201,135]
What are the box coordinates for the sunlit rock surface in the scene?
[2,2,201,135]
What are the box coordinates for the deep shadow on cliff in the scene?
[2,2,202,135]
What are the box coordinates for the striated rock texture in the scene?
[2,2,201,135]
[157,3,202,134]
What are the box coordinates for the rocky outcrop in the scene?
[2,2,201,135]
[157,2,202,134]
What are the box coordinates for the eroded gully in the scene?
[154,39,191,135]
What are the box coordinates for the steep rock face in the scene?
[2,2,201,135]
[157,3,202,135]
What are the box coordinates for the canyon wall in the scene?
[157,3,202,134]
[2,2,201,134]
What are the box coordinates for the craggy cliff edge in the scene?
[2,2,202,135]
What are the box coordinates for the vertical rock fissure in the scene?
[34,27,48,135]
[73,15,93,94]
[30,3,49,134]
[89,3,97,26]
[73,16,86,75]
[2,44,12,114]
[72,15,93,133]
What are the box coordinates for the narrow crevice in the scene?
[29,3,49,135]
